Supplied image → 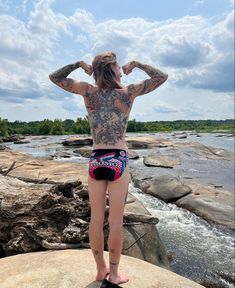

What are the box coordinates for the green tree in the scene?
[50,119,64,135]
[0,117,8,137]
[37,119,53,135]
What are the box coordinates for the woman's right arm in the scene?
[122,61,168,100]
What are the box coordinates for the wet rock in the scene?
[215,271,235,284]
[2,135,25,142]
[131,173,192,203]
[62,137,93,146]
[126,136,172,149]
[73,146,93,157]
[176,180,235,230]
[172,132,187,139]
[122,193,169,267]
[51,151,72,158]
[128,150,139,159]
[143,154,180,168]
[13,140,30,144]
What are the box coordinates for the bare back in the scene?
[83,87,133,149]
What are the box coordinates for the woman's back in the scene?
[84,87,133,149]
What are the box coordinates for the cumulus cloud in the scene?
[0,0,234,121]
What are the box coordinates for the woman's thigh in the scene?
[88,176,108,223]
[107,168,130,225]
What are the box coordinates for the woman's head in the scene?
[92,51,122,89]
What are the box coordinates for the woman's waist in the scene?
[92,141,128,151]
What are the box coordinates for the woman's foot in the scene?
[107,273,129,285]
[96,267,110,281]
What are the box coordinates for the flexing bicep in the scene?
[49,76,92,96]
[126,75,168,99]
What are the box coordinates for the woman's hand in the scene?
[80,61,93,76]
[122,61,136,75]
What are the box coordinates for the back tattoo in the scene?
[84,88,132,145]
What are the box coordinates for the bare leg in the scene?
[107,168,130,285]
[88,176,109,281]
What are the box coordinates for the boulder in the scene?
[0,148,89,183]
[62,137,93,146]
[0,174,169,268]
[126,136,172,149]
[73,146,93,157]
[2,135,25,142]
[0,249,204,288]
[143,154,180,168]
[132,174,192,203]
[122,193,169,267]
[176,180,235,230]
[128,150,139,159]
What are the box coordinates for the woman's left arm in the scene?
[49,60,93,96]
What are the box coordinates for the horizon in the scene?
[2,117,233,123]
[0,0,234,122]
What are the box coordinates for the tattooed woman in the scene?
[49,52,168,286]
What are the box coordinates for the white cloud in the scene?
[0,1,234,121]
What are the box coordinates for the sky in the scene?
[0,0,234,122]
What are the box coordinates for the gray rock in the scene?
[176,180,235,230]
[143,154,180,168]
[122,193,170,268]
[13,140,30,144]
[134,174,192,202]
[73,146,93,157]
[128,150,139,159]
[62,137,93,146]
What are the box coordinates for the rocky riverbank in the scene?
[0,133,234,287]
[0,147,169,268]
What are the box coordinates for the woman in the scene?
[49,52,168,286]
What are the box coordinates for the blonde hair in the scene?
[92,51,122,89]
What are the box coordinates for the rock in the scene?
[215,271,235,284]
[143,154,180,168]
[0,145,7,150]
[126,136,172,149]
[2,135,25,142]
[62,137,93,146]
[132,174,192,203]
[176,180,235,230]
[122,193,169,267]
[0,167,170,267]
[0,249,204,288]
[0,148,89,183]
[13,140,30,144]
[172,132,187,139]
[128,150,139,159]
[73,146,93,157]
[0,175,90,255]
[51,151,72,158]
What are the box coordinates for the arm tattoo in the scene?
[128,61,168,97]
[49,61,81,83]
[83,88,133,146]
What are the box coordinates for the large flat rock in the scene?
[0,249,204,288]
[176,180,235,230]
[0,148,88,184]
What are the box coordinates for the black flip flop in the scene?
[100,279,123,288]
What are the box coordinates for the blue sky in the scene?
[0,0,234,121]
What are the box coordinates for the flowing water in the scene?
[4,132,235,287]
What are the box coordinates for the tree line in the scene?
[0,117,234,137]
